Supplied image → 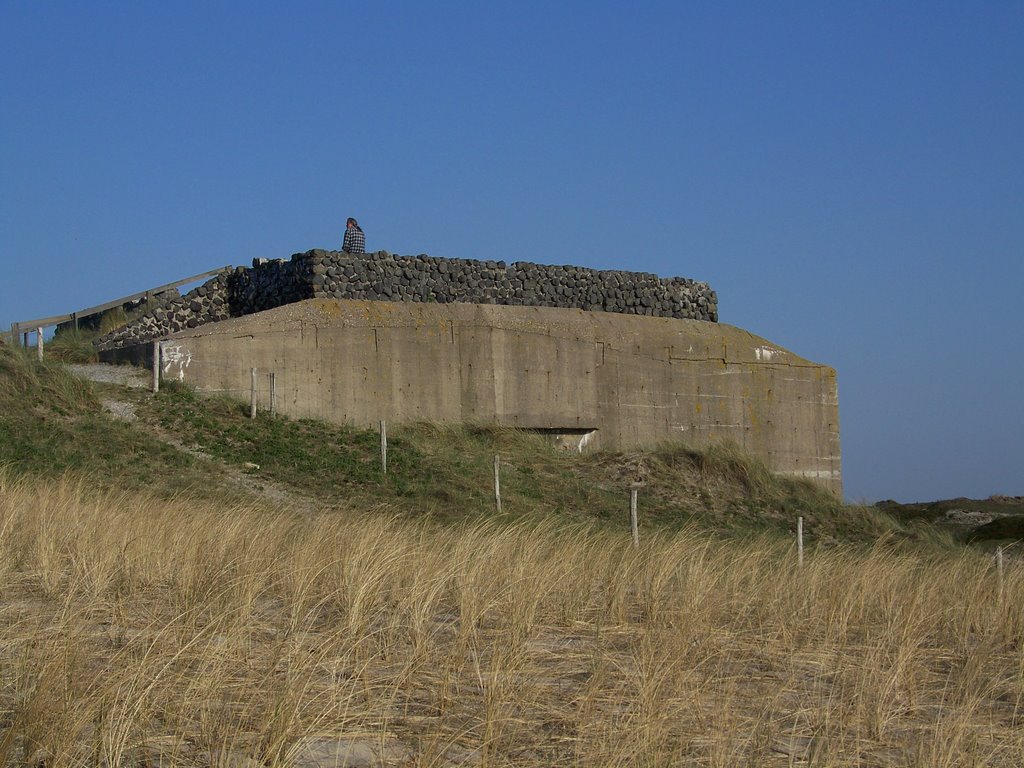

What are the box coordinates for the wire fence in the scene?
[152,343,1017,580]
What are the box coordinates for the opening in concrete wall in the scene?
[529,428,598,454]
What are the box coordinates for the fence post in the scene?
[380,420,388,474]
[151,341,160,393]
[797,516,804,567]
[630,488,639,548]
[36,328,43,362]
[9,324,16,347]
[269,372,277,416]
[997,545,1005,603]
[249,368,257,419]
[494,454,502,514]
[22,332,28,349]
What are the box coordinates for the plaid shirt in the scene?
[342,227,365,254]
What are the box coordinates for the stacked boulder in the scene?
[96,272,232,351]
[224,256,315,316]
[299,249,716,321]
[96,250,717,351]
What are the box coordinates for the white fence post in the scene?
[249,368,257,419]
[380,420,388,474]
[151,341,160,393]
[797,516,804,567]
[36,327,43,361]
[997,545,1005,603]
[269,372,277,416]
[630,488,639,548]
[494,454,502,514]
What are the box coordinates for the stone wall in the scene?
[298,249,716,320]
[96,273,233,350]
[228,254,315,314]
[97,249,717,350]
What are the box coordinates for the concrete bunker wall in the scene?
[155,299,842,495]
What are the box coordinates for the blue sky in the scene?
[2,2,1021,502]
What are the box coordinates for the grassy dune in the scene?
[2,340,910,545]
[1,340,1019,765]
[0,474,1020,766]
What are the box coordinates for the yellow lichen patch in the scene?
[313,298,344,319]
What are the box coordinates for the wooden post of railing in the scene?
[380,420,388,474]
[269,372,277,416]
[151,341,160,393]
[36,328,43,361]
[8,324,15,347]
[249,368,257,419]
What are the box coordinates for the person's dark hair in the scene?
[346,217,362,232]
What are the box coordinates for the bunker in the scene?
[155,299,841,495]
[97,250,841,495]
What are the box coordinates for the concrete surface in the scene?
[150,298,841,494]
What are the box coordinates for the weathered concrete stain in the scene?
[158,298,842,495]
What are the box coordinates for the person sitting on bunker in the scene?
[342,217,365,254]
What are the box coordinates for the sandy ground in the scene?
[69,362,151,388]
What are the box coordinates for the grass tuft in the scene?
[45,328,100,363]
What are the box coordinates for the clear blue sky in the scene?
[2,2,1021,503]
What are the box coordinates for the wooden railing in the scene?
[9,266,230,359]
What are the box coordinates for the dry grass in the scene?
[0,473,1021,767]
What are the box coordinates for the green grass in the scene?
[39,303,155,364]
[969,516,1024,544]
[0,341,97,414]
[138,380,914,544]
[44,328,101,363]
[146,382,403,492]
[0,341,949,546]
[0,344,243,501]
[876,495,1024,546]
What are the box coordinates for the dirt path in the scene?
[68,363,320,513]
